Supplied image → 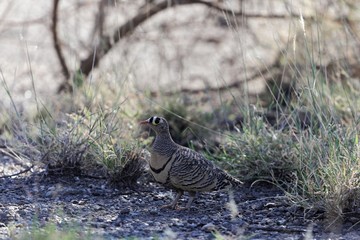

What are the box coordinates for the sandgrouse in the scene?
[140,116,243,210]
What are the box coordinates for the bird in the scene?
[140,116,243,210]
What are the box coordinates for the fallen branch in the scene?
[0,146,35,178]
[0,164,34,178]
[0,147,32,168]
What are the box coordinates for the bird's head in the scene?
[140,116,169,134]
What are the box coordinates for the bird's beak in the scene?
[139,119,149,125]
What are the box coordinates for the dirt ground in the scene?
[1,152,360,240]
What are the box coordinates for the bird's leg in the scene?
[177,191,197,211]
[161,190,183,209]
[185,191,197,209]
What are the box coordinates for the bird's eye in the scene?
[153,117,161,125]
[149,116,154,123]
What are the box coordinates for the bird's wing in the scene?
[168,147,235,192]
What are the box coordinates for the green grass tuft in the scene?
[13,221,97,240]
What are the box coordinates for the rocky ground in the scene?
[1,153,360,240]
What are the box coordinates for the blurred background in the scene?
[1,0,359,113]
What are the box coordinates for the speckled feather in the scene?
[169,147,242,192]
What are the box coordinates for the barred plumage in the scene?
[140,116,243,210]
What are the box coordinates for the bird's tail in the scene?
[230,176,244,188]
[215,173,243,190]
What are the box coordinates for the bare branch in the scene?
[78,0,227,77]
[79,0,192,77]
[77,0,311,80]
[52,0,71,91]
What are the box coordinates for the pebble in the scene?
[201,222,216,232]
[187,218,197,224]
[93,204,103,211]
[119,208,130,214]
[45,190,54,198]
[72,200,87,205]
[276,218,286,225]
[130,211,140,216]
[149,209,158,215]
[190,231,201,237]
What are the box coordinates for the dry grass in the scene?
[1,79,147,187]
[214,63,360,229]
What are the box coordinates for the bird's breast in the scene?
[149,152,175,183]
